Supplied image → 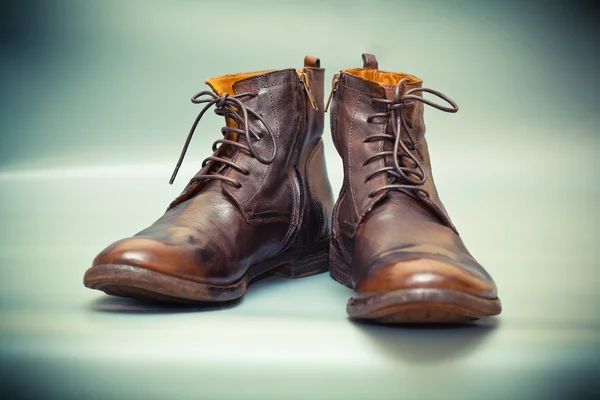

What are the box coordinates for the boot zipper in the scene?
[298,72,318,111]
[324,73,340,112]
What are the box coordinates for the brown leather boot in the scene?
[84,56,334,303]
[327,54,501,323]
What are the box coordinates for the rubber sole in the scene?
[84,240,329,304]
[329,240,501,324]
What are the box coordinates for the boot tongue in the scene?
[204,70,275,145]
[197,69,278,182]
[203,71,269,161]
[205,76,234,96]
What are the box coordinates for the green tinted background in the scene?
[1,0,599,399]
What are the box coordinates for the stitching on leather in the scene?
[289,169,298,226]
[245,216,289,223]
[306,139,324,234]
[246,210,290,218]
[297,258,328,268]
[339,222,355,234]
[277,169,298,246]
[234,80,294,93]
[299,252,329,264]
[249,80,292,90]
[339,82,372,97]
[241,76,281,207]
[347,93,361,220]
[234,69,296,90]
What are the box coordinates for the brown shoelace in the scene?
[364,78,458,198]
[169,91,276,188]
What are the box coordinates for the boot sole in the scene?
[329,241,501,324]
[84,239,329,304]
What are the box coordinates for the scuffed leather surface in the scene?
[330,67,498,299]
[332,73,451,228]
[94,185,288,285]
[94,66,333,285]
[350,193,497,297]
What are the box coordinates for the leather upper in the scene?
[330,56,498,299]
[93,61,333,286]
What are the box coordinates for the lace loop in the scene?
[364,80,458,199]
[169,91,277,186]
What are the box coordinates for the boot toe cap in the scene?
[87,234,237,286]
[86,236,203,285]
[354,258,498,299]
[92,237,174,270]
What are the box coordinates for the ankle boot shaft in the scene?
[86,56,333,303]
[328,53,456,231]
[327,54,500,323]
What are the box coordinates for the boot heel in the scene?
[273,240,330,279]
[329,241,353,288]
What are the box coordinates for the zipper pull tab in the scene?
[324,73,340,113]
[299,73,318,111]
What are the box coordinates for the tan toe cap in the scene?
[91,237,206,282]
[354,258,498,299]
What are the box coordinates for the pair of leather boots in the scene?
[84,54,501,324]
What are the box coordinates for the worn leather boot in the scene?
[327,54,501,323]
[84,56,334,303]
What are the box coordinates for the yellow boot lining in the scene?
[344,68,422,85]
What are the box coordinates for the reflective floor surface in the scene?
[0,147,599,398]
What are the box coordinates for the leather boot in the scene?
[327,54,501,323]
[84,56,334,303]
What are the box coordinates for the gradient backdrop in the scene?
[1,1,599,399]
